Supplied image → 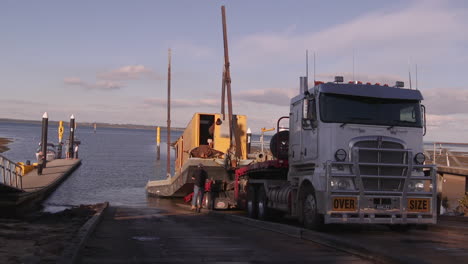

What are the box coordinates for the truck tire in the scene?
[204,192,215,210]
[247,185,258,219]
[302,187,323,230]
[257,187,270,220]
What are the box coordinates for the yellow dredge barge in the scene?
[146,112,251,200]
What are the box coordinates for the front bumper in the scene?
[324,155,438,225]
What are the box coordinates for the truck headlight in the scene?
[335,149,347,161]
[414,153,425,165]
[408,180,424,192]
[331,178,355,191]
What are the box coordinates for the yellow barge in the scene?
[146,112,251,198]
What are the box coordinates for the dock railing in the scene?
[426,142,468,168]
[0,154,23,190]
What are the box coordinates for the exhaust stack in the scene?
[300,76,308,94]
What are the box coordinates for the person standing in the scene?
[191,163,207,212]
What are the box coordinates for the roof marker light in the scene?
[334,76,344,83]
[375,83,381,86]
[366,82,372,85]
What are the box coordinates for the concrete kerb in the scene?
[208,211,423,264]
[59,202,110,264]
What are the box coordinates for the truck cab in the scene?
[290,77,436,228]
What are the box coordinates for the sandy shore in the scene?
[0,137,12,153]
[0,204,103,264]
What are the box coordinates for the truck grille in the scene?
[353,139,407,192]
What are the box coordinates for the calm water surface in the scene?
[0,122,181,210]
[2,122,466,210]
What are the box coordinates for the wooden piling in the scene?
[57,121,64,159]
[167,49,171,177]
[40,112,49,172]
[157,126,161,160]
[69,115,75,159]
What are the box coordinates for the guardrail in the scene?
[426,142,468,167]
[0,154,23,190]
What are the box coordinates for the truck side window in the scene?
[302,98,317,129]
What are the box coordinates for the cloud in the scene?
[64,77,124,90]
[235,88,295,106]
[143,98,219,108]
[172,43,214,58]
[316,72,403,85]
[231,71,406,107]
[64,64,160,91]
[234,2,467,68]
[97,65,162,81]
[64,77,86,86]
[426,114,457,128]
[423,88,468,115]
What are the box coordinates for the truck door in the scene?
[301,97,318,162]
[289,100,302,164]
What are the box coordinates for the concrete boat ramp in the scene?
[78,201,370,263]
[0,158,81,214]
[76,200,468,264]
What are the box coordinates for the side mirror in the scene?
[302,97,317,129]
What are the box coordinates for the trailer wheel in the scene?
[247,185,258,219]
[302,187,323,230]
[257,187,270,220]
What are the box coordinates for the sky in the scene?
[0,0,467,142]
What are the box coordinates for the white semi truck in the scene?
[235,76,437,230]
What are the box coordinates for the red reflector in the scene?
[357,81,362,84]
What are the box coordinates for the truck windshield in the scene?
[319,93,422,127]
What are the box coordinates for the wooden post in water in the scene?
[38,112,49,174]
[166,49,171,177]
[69,115,75,159]
[57,121,64,159]
[156,126,161,160]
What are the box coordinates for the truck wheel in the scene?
[302,188,323,230]
[257,187,270,220]
[247,185,258,219]
[204,192,215,210]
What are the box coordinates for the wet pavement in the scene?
[212,208,468,264]
[78,199,371,263]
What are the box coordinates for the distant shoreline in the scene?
[0,118,184,132]
[0,137,12,153]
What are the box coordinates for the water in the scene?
[0,121,182,209]
[3,122,466,210]
[423,142,468,153]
